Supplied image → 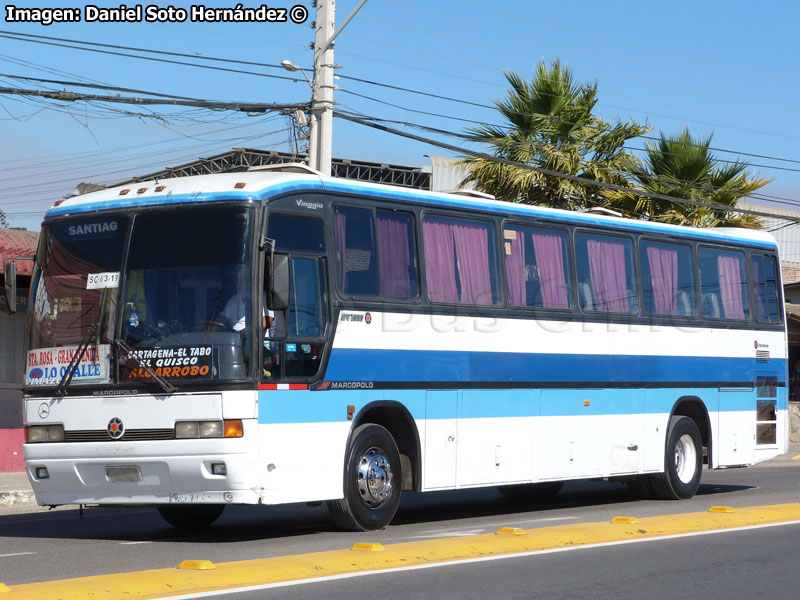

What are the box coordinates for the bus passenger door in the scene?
[424,390,458,489]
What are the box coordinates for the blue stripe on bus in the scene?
[46,179,778,250]
[324,348,786,385]
[256,386,787,424]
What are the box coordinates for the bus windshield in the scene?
[119,206,255,386]
[26,205,257,390]
[26,217,128,387]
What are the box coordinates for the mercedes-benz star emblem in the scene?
[38,403,50,419]
[107,417,125,440]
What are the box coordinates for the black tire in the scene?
[157,504,225,530]
[326,424,402,531]
[497,481,564,500]
[650,415,703,500]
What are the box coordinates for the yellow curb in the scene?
[610,516,640,524]
[0,583,10,594]
[495,527,527,536]
[351,543,385,552]
[708,506,735,513]
[4,503,800,600]
[177,560,215,570]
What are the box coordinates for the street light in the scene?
[281,59,312,87]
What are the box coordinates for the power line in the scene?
[7,28,800,166]
[375,1,800,101]
[0,84,307,112]
[0,32,305,85]
[448,0,800,85]
[333,109,800,223]
[336,75,800,168]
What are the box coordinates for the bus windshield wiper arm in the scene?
[55,323,97,397]
[115,338,176,394]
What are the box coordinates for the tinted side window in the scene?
[640,241,696,317]
[334,206,379,296]
[503,225,572,310]
[422,215,499,305]
[267,213,325,253]
[575,232,637,314]
[698,247,749,320]
[751,254,781,324]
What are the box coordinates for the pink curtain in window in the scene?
[718,255,745,319]
[587,239,628,312]
[377,213,411,298]
[646,245,678,315]
[504,231,525,306]
[453,222,492,305]
[423,220,458,303]
[532,232,569,309]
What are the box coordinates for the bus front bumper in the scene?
[23,445,264,506]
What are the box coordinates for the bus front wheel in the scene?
[651,416,703,500]
[327,424,402,531]
[157,504,225,530]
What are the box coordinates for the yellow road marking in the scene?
[5,502,800,600]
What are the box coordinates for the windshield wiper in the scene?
[55,323,97,397]
[115,338,176,394]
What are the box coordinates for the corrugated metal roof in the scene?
[0,229,39,276]
[738,201,800,262]
[426,154,477,193]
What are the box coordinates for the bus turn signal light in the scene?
[224,420,243,438]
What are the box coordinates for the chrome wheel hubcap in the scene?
[674,433,697,484]
[357,447,393,508]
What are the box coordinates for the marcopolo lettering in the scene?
[330,381,374,390]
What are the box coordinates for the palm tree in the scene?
[460,60,650,210]
[603,127,771,228]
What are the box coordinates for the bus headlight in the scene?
[175,420,243,439]
[26,425,65,443]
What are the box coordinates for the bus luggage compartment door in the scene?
[424,390,457,489]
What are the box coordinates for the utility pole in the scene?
[308,0,368,176]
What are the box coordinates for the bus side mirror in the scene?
[268,253,290,311]
[3,260,17,314]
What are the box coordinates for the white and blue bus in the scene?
[19,164,787,530]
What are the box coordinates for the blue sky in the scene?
[2,0,800,231]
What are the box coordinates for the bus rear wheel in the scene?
[327,424,402,531]
[157,504,225,530]
[650,416,703,500]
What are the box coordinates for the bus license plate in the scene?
[105,465,142,482]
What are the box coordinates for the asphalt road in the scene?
[1,458,800,594]
[231,521,800,600]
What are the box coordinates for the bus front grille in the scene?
[64,429,175,442]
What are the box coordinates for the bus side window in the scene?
[575,232,636,314]
[640,240,695,318]
[751,254,781,324]
[698,247,749,320]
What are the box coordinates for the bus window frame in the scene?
[500,219,575,313]
[748,250,783,325]
[573,228,641,317]
[638,236,697,320]
[419,209,504,309]
[696,243,751,323]
[331,201,421,304]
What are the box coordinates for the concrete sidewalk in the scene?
[2,444,799,506]
[0,471,35,505]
